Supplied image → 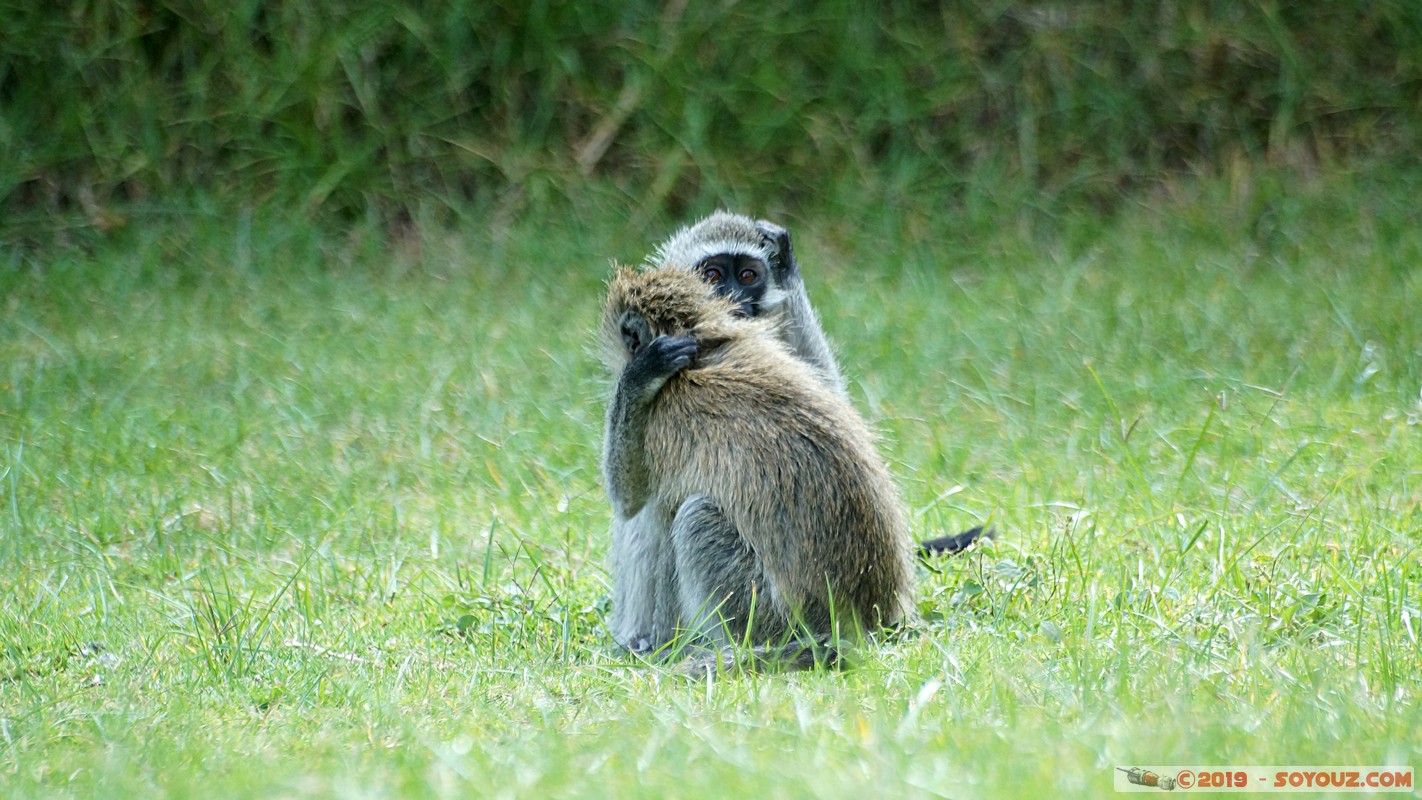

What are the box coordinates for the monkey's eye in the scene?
[702,266,724,283]
[737,268,757,284]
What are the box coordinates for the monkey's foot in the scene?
[621,634,676,660]
[675,640,843,679]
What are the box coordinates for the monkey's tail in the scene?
[917,525,993,558]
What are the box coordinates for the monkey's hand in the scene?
[623,334,698,403]
[755,219,799,286]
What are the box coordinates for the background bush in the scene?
[2,0,1420,230]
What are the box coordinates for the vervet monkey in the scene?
[651,211,989,558]
[650,212,845,395]
[601,267,914,667]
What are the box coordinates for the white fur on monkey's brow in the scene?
[648,210,774,270]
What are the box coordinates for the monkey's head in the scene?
[601,266,746,372]
[649,211,789,318]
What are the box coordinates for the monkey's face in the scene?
[695,254,768,317]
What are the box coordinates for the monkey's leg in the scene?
[669,496,846,677]
[609,505,678,656]
[668,494,785,648]
[602,332,699,657]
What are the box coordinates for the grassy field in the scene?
[2,169,1420,798]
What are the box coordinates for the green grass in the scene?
[1,169,1420,798]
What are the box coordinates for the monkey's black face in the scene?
[697,254,768,317]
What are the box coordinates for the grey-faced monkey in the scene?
[601,266,914,668]
[651,211,989,558]
[651,211,845,396]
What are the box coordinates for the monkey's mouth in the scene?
[732,301,758,318]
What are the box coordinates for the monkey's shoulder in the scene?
[694,338,833,392]
[668,361,855,425]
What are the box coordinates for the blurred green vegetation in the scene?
[2,1,1419,239]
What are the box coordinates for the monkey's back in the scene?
[646,339,914,632]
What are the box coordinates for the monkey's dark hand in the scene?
[623,334,699,402]
[637,334,698,375]
[755,219,799,285]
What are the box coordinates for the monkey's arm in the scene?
[604,334,698,654]
[602,335,699,517]
[756,220,847,395]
